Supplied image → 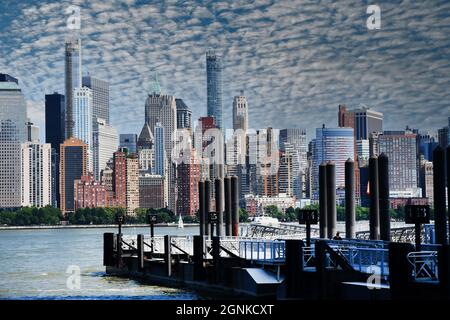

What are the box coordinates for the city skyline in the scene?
[0,0,449,143]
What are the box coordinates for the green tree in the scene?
[239,208,249,222]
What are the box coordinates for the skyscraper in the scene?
[137,123,154,151]
[206,50,223,129]
[82,75,110,124]
[311,127,355,199]
[125,155,139,215]
[144,92,177,212]
[176,149,201,216]
[154,123,165,176]
[175,98,192,129]
[93,118,118,181]
[60,137,88,213]
[45,92,66,150]
[232,91,248,132]
[26,119,39,142]
[279,128,307,199]
[73,86,93,170]
[378,129,418,193]
[65,37,82,138]
[119,134,137,154]
[0,74,27,208]
[353,107,383,140]
[21,142,52,207]
[45,92,66,208]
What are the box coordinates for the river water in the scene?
[0,226,201,300]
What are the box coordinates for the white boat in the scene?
[177,215,184,229]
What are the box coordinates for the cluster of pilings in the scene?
[319,154,391,240]
[198,176,240,237]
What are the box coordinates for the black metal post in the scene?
[319,162,328,238]
[415,223,421,251]
[137,234,144,270]
[164,235,172,277]
[150,223,154,253]
[215,178,224,236]
[198,181,205,237]
[231,176,240,236]
[378,153,391,241]
[345,158,356,239]
[103,233,115,267]
[193,235,205,281]
[204,180,211,237]
[326,162,336,239]
[285,240,304,299]
[224,177,232,236]
[433,146,447,245]
[306,222,311,247]
[369,156,380,240]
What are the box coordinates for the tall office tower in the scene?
[74,174,108,210]
[145,92,178,212]
[154,123,166,176]
[353,107,383,140]
[65,37,82,138]
[137,123,154,151]
[419,158,434,206]
[0,74,27,208]
[21,142,52,207]
[92,118,118,181]
[82,75,109,124]
[177,149,201,216]
[119,134,137,154]
[113,150,127,208]
[175,98,192,129]
[279,128,307,199]
[125,155,139,215]
[438,126,449,148]
[232,91,249,132]
[73,87,93,170]
[378,129,418,193]
[311,126,354,199]
[45,92,66,207]
[416,131,438,161]
[278,151,293,196]
[206,50,223,129]
[60,137,88,213]
[26,119,39,142]
[139,174,167,209]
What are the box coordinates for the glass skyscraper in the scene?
[73,87,93,170]
[65,37,82,138]
[0,74,27,208]
[154,123,165,176]
[82,75,110,124]
[206,50,223,130]
[312,127,354,199]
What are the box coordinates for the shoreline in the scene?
[0,223,200,230]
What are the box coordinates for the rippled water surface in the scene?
[0,226,200,300]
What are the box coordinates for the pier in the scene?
[104,149,450,300]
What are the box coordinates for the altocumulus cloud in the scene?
[0,0,449,141]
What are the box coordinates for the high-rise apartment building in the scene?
[82,75,109,124]
[378,130,418,193]
[125,155,139,215]
[232,91,248,132]
[419,158,434,206]
[26,119,39,143]
[206,50,223,129]
[93,118,118,181]
[74,174,108,209]
[0,74,27,208]
[21,142,52,207]
[60,137,88,213]
[73,86,93,170]
[65,37,82,138]
[176,149,201,216]
[139,174,167,209]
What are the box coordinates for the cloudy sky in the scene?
[0,0,449,141]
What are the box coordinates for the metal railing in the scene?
[407,251,438,281]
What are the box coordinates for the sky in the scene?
[0,0,449,142]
